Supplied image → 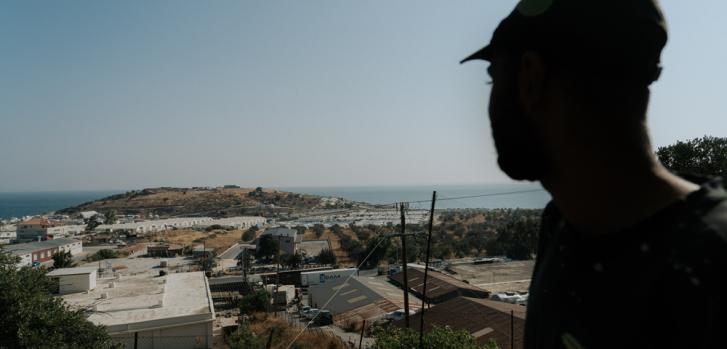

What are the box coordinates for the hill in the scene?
[57,187,361,218]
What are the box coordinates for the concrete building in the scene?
[16,218,61,241]
[192,246,215,258]
[60,271,215,349]
[95,217,215,235]
[195,216,266,230]
[0,228,16,244]
[257,227,300,255]
[3,238,83,268]
[80,211,100,220]
[147,243,183,257]
[47,267,98,295]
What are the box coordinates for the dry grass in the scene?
[301,228,357,266]
[142,229,244,253]
[247,313,347,349]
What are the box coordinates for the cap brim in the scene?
[460,45,493,64]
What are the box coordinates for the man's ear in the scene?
[519,50,546,113]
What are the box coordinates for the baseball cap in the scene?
[461,0,668,83]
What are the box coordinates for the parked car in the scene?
[305,308,320,320]
[314,310,333,326]
[384,309,416,321]
[299,306,311,317]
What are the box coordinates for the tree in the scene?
[656,136,727,178]
[85,214,102,231]
[312,224,325,238]
[0,251,115,348]
[239,290,269,314]
[255,235,279,259]
[242,226,258,242]
[280,253,303,269]
[371,325,490,349]
[103,210,117,225]
[317,249,336,265]
[52,250,74,269]
[86,249,119,262]
[330,224,343,236]
[197,257,216,272]
[228,322,263,349]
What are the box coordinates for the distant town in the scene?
[0,186,539,349]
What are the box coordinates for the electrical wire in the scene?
[284,233,389,349]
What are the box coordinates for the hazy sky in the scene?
[1,0,725,191]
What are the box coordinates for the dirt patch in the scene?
[141,229,244,254]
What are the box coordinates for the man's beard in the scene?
[490,105,548,181]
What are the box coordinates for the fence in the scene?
[111,335,210,349]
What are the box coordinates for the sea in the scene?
[0,183,551,219]
[281,183,550,210]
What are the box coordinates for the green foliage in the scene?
[280,253,303,269]
[371,325,488,349]
[196,257,216,271]
[205,224,224,232]
[431,209,541,261]
[358,237,389,267]
[85,214,102,231]
[487,213,539,260]
[339,234,364,259]
[312,224,325,238]
[52,250,75,269]
[242,227,258,242]
[239,290,269,315]
[228,322,263,349]
[103,210,117,225]
[86,249,119,262]
[317,249,336,265]
[656,136,727,177]
[330,224,343,236]
[255,235,279,259]
[293,225,307,235]
[0,251,115,348]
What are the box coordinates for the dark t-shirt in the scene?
[524,177,727,349]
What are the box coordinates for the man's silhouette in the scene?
[462,0,727,348]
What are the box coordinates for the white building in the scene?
[95,217,215,235]
[59,271,215,349]
[47,267,98,295]
[80,211,99,220]
[16,218,61,241]
[195,216,266,230]
[0,226,16,244]
[3,238,83,268]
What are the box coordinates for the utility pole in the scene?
[510,310,514,349]
[274,235,281,316]
[419,191,436,349]
[358,319,366,349]
[399,202,410,328]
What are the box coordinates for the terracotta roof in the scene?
[394,296,526,349]
[20,218,59,226]
[389,268,489,303]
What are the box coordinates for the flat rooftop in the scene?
[3,238,80,255]
[61,271,214,334]
[47,267,97,276]
[299,240,330,257]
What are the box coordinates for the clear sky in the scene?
[1,0,725,191]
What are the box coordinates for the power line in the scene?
[284,233,389,349]
[285,188,545,220]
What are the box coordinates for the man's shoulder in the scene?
[685,176,727,246]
